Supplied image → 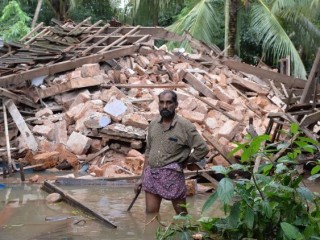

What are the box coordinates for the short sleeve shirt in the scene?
[145,115,209,168]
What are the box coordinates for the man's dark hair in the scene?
[159,90,178,103]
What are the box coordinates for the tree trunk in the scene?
[31,0,43,29]
[228,0,238,57]
[224,0,230,56]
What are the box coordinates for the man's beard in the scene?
[160,109,174,118]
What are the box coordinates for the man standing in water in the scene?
[135,90,209,215]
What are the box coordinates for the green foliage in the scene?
[0,1,30,41]
[156,214,208,240]
[157,125,320,239]
[166,0,224,51]
[68,0,113,23]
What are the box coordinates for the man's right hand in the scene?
[134,179,142,194]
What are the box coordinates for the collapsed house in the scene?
[0,19,319,184]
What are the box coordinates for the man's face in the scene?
[159,93,178,118]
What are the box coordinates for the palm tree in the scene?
[163,0,320,79]
[44,0,74,21]
[124,0,184,26]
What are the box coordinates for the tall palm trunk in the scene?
[224,0,230,56]
[134,0,159,26]
[228,0,238,57]
[31,0,43,29]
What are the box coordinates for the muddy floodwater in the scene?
[1,172,319,240]
[0,173,223,240]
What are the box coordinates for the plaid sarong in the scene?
[142,162,187,200]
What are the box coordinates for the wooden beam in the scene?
[0,45,139,87]
[2,101,13,174]
[101,83,187,89]
[202,132,237,164]
[223,60,306,89]
[41,180,117,228]
[98,25,141,53]
[300,111,320,127]
[232,75,269,95]
[182,71,215,98]
[81,145,109,166]
[0,87,38,108]
[20,22,44,41]
[4,99,38,151]
[300,48,320,104]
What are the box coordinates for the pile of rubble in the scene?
[0,19,319,182]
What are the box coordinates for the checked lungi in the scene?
[142,162,187,200]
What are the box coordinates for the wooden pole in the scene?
[42,181,117,228]
[300,48,320,104]
[2,99,12,175]
[19,165,25,181]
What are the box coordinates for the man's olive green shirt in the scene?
[145,115,209,168]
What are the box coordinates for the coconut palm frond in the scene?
[272,0,320,20]
[288,15,320,52]
[271,0,296,14]
[251,1,307,79]
[311,0,320,9]
[167,0,220,45]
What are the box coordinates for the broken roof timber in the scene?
[0,45,139,87]
[223,60,307,89]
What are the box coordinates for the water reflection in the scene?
[0,183,221,240]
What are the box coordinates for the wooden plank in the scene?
[0,87,38,108]
[182,71,215,98]
[232,75,269,95]
[223,60,307,89]
[202,132,237,164]
[300,48,320,104]
[41,180,117,228]
[196,95,240,122]
[20,22,44,41]
[2,101,13,174]
[98,26,141,53]
[300,111,320,127]
[81,27,124,55]
[0,45,139,87]
[4,99,38,151]
[101,83,187,89]
[81,145,110,166]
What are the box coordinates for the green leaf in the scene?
[228,143,247,157]
[261,200,273,218]
[177,230,192,240]
[228,202,241,228]
[212,165,228,174]
[297,137,318,146]
[243,207,255,229]
[302,145,316,153]
[280,222,304,239]
[217,178,234,205]
[202,191,218,213]
[277,142,290,150]
[303,225,315,238]
[297,186,314,201]
[308,173,320,181]
[278,155,294,163]
[198,217,217,231]
[275,163,288,174]
[311,165,320,175]
[290,123,299,134]
[231,164,247,171]
[262,163,273,175]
